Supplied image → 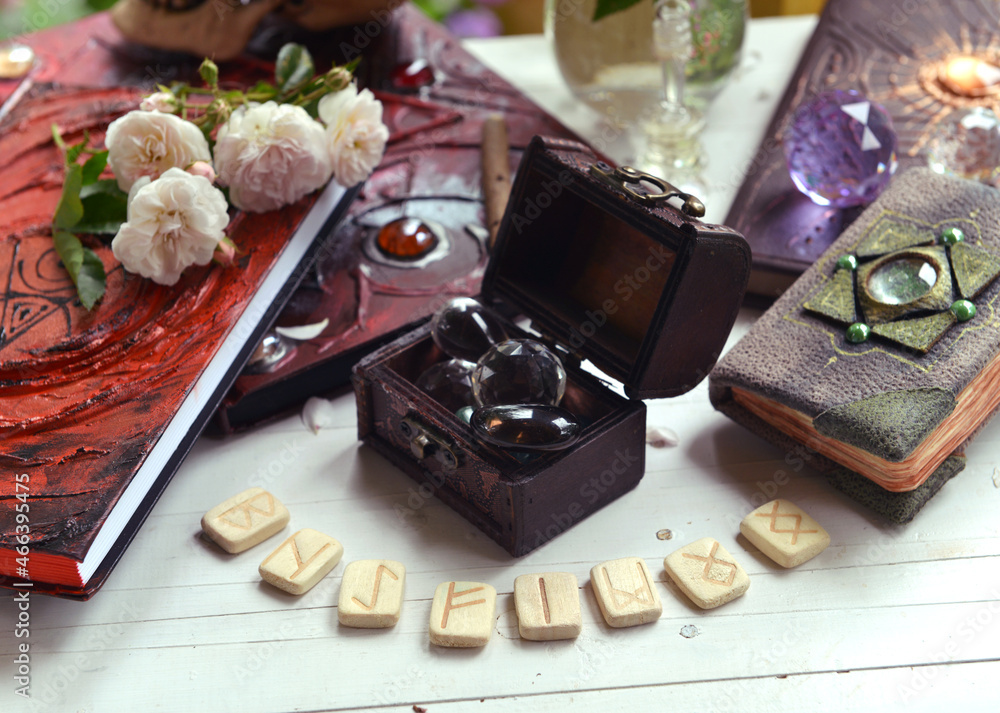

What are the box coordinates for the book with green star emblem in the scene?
[710,169,1000,523]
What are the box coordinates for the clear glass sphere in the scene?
[472,339,567,407]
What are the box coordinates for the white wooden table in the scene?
[5,15,1000,713]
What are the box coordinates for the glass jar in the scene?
[545,0,748,124]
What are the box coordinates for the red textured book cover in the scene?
[0,14,350,597]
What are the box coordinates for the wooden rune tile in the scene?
[338,560,406,628]
[741,499,830,568]
[201,487,290,554]
[429,581,497,647]
[590,557,662,628]
[664,538,749,610]
[513,572,582,641]
[259,529,344,595]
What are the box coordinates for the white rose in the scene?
[112,168,230,286]
[213,101,332,213]
[105,110,211,192]
[318,84,389,188]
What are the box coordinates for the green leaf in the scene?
[53,230,83,277]
[52,125,92,165]
[52,231,106,309]
[81,150,108,185]
[76,180,128,235]
[592,0,647,22]
[65,132,90,165]
[76,249,106,310]
[78,195,128,235]
[79,178,125,200]
[275,43,315,96]
[53,164,84,230]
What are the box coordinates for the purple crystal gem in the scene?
[784,90,898,208]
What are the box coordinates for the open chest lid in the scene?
[481,136,751,400]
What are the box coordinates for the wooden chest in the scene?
[353,136,750,556]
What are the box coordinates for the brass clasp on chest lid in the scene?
[589,163,705,218]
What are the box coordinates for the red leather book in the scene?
[0,13,354,598]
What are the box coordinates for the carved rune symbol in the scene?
[682,541,737,587]
[602,562,654,608]
[217,492,276,529]
[440,582,486,628]
[538,578,551,624]
[352,565,399,611]
[260,535,332,580]
[755,501,818,544]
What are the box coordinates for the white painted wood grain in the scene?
[4,18,1000,713]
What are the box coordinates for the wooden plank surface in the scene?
[4,14,1000,713]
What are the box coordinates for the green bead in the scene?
[835,254,858,272]
[951,299,976,322]
[940,227,965,245]
[846,322,871,343]
[455,405,475,424]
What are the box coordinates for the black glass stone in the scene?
[471,404,581,451]
[415,358,477,412]
[431,297,508,363]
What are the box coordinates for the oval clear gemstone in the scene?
[867,258,938,305]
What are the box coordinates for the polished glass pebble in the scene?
[390,59,435,89]
[471,404,581,451]
[376,218,438,260]
[784,89,897,208]
[415,359,477,412]
[835,254,858,272]
[431,297,508,363]
[846,322,871,343]
[867,257,938,305]
[926,107,1000,184]
[951,299,977,322]
[940,227,965,245]
[473,339,567,407]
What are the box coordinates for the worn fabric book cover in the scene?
[724,0,1000,300]
[711,169,1000,523]
[0,14,352,598]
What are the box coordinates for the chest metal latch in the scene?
[399,415,459,471]
[589,163,705,218]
